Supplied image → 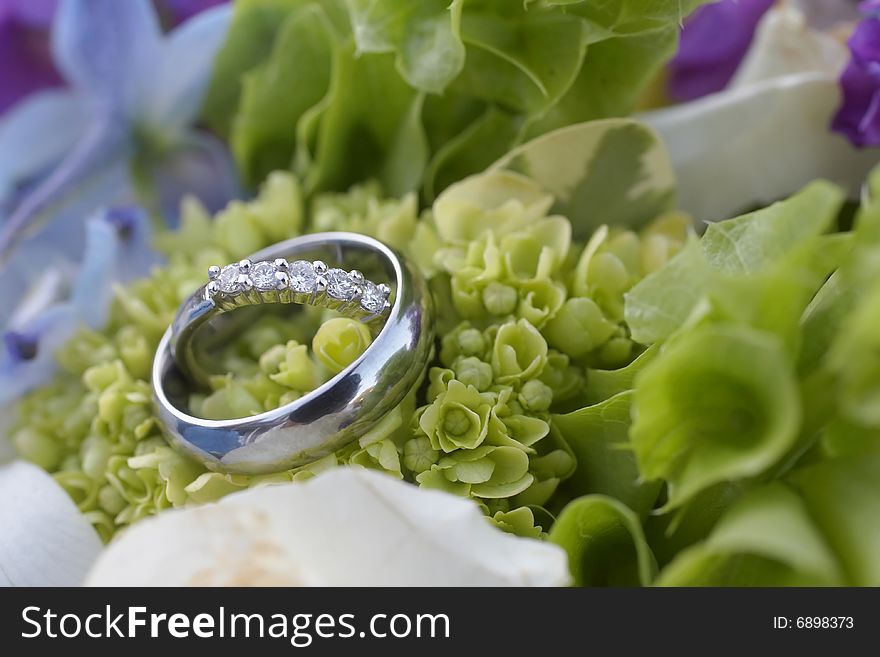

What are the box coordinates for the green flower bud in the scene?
[13,426,62,470]
[57,329,118,375]
[248,172,303,243]
[453,356,493,390]
[155,195,212,253]
[83,360,130,393]
[538,350,585,403]
[518,379,553,412]
[469,446,532,499]
[427,367,454,401]
[312,317,372,374]
[491,319,548,384]
[501,216,571,280]
[517,278,566,328]
[438,446,496,484]
[267,341,318,391]
[432,170,553,244]
[543,297,617,358]
[350,439,403,478]
[440,324,486,365]
[97,484,127,516]
[451,269,488,318]
[197,378,263,420]
[419,380,493,452]
[415,467,471,496]
[115,326,152,380]
[598,336,634,368]
[482,281,518,316]
[403,436,439,474]
[213,201,267,260]
[491,506,544,538]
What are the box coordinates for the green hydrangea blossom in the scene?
[9,164,684,541]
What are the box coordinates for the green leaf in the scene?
[624,238,709,345]
[631,324,801,510]
[549,495,657,586]
[208,0,707,198]
[644,482,744,568]
[528,24,679,132]
[700,180,844,275]
[656,483,844,586]
[346,0,465,94]
[491,119,677,239]
[788,452,880,585]
[232,4,338,186]
[553,391,660,517]
[424,105,524,200]
[625,181,846,345]
[203,0,320,136]
[582,345,658,405]
[455,1,594,115]
[546,1,709,33]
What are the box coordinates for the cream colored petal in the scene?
[0,461,103,586]
[642,73,878,222]
[731,3,848,89]
[86,468,570,587]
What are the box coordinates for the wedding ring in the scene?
[151,232,433,474]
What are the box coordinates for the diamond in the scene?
[326,268,357,300]
[360,281,387,313]
[288,260,317,293]
[217,264,244,294]
[249,261,278,291]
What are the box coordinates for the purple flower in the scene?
[0,0,62,114]
[156,0,229,27]
[831,11,880,147]
[0,1,229,119]
[668,0,775,101]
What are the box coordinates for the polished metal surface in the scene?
[151,232,433,474]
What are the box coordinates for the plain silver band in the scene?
[151,232,433,474]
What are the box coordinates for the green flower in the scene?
[491,319,548,385]
[432,171,553,244]
[419,380,493,452]
[543,297,618,358]
[311,318,373,374]
[439,323,486,365]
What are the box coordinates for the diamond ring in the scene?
[206,258,392,321]
[151,232,434,474]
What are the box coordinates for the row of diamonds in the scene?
[206,259,391,314]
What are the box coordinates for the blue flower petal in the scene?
[0,203,159,404]
[0,89,85,200]
[0,108,132,258]
[0,303,78,405]
[51,0,161,117]
[0,161,132,324]
[145,4,232,133]
[71,206,159,328]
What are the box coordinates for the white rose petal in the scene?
[731,3,848,89]
[642,73,879,222]
[0,461,103,586]
[86,468,570,587]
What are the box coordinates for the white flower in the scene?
[642,2,876,222]
[86,468,570,587]
[0,460,103,586]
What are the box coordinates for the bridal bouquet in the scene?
[1,0,879,587]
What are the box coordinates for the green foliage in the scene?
[204,0,710,198]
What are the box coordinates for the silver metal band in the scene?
[151,232,434,474]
